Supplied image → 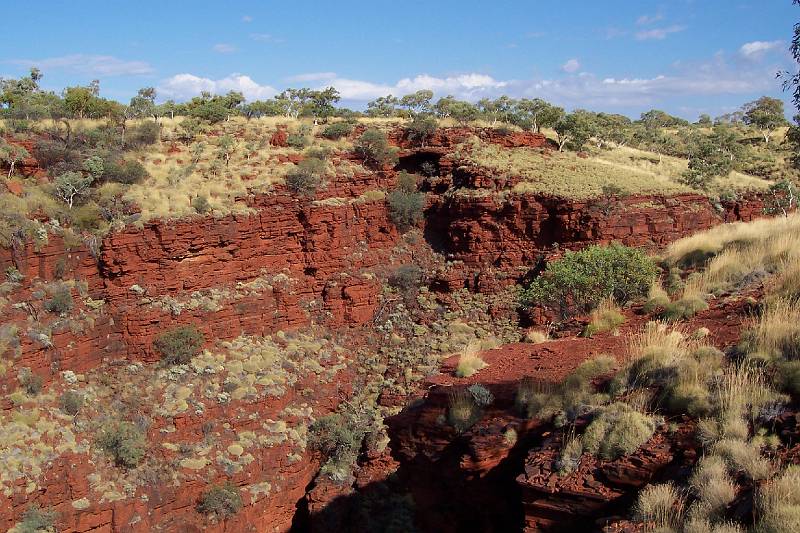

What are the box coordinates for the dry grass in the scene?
[749,298,800,360]
[584,296,626,337]
[454,342,488,378]
[757,465,800,533]
[453,137,767,199]
[634,483,685,530]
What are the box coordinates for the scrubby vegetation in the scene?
[153,324,205,365]
[198,482,243,519]
[96,420,146,468]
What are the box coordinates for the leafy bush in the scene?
[153,325,205,365]
[44,285,73,314]
[198,482,243,518]
[285,157,326,196]
[405,115,438,145]
[521,244,657,316]
[96,421,146,467]
[16,505,58,533]
[354,128,398,168]
[60,390,84,416]
[286,132,309,148]
[581,402,656,460]
[321,121,353,140]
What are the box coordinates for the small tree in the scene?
[216,134,236,166]
[0,140,30,178]
[764,179,798,217]
[54,171,94,208]
[554,111,593,152]
[743,96,787,144]
[405,115,438,147]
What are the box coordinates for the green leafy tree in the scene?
[448,100,479,125]
[398,90,433,117]
[742,96,787,144]
[554,111,594,151]
[764,179,798,217]
[477,96,515,125]
[681,134,733,189]
[405,114,438,147]
[512,98,564,132]
[366,95,399,117]
[128,87,157,120]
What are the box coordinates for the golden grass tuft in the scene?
[454,342,488,378]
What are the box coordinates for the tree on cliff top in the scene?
[742,96,787,144]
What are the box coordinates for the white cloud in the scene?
[250,33,284,43]
[212,43,237,54]
[562,59,580,73]
[636,13,663,25]
[739,40,783,59]
[282,72,508,101]
[635,25,686,41]
[9,54,153,76]
[242,15,253,23]
[158,73,277,101]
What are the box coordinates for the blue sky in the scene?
[2,1,797,119]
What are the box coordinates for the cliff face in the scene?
[0,128,772,532]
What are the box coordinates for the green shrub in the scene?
[666,382,712,417]
[321,121,353,140]
[60,390,84,416]
[690,456,736,520]
[582,298,625,337]
[16,505,58,533]
[96,421,146,467]
[387,189,425,230]
[285,157,326,196]
[286,132,309,148]
[354,128,398,168]
[581,402,656,460]
[153,325,205,365]
[521,244,657,316]
[556,436,583,475]
[198,482,243,518]
[44,286,73,314]
[779,360,800,395]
